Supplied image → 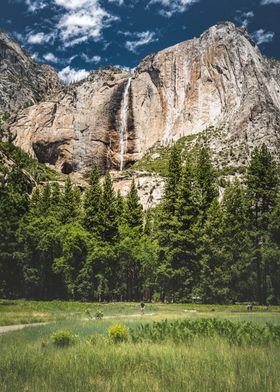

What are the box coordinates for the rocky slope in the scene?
[5,22,280,200]
[0,31,62,113]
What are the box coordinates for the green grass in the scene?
[1,316,280,391]
[1,302,280,391]
[1,300,280,326]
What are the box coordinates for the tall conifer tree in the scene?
[246,144,278,303]
[83,163,102,233]
[123,178,143,229]
[100,171,118,242]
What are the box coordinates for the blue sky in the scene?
[1,0,280,83]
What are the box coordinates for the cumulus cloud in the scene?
[27,32,54,44]
[260,0,280,4]
[148,0,199,17]
[81,53,102,63]
[54,0,119,46]
[43,52,59,63]
[235,11,254,28]
[58,66,89,84]
[125,31,158,53]
[251,29,275,45]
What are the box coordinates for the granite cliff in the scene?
[2,22,280,205]
[0,31,62,113]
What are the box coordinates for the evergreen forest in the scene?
[1,139,280,304]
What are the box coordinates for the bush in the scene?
[108,324,129,343]
[51,329,77,347]
[95,310,103,320]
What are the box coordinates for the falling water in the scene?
[119,78,131,171]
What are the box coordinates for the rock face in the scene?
[10,67,132,177]
[8,22,280,180]
[0,32,62,113]
[111,171,165,210]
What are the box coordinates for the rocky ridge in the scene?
[0,31,62,113]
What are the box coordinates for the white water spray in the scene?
[119,78,131,171]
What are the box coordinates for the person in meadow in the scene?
[140,302,145,315]
[247,303,253,311]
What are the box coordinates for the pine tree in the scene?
[50,182,61,217]
[123,178,143,229]
[53,224,92,300]
[267,196,280,302]
[221,180,253,301]
[199,199,230,303]
[83,164,102,233]
[172,160,201,298]
[196,147,218,216]
[0,164,29,297]
[155,145,182,251]
[154,145,182,300]
[100,171,118,243]
[163,144,182,214]
[246,144,279,303]
[29,187,41,215]
[143,208,153,236]
[40,182,51,216]
[60,177,81,224]
[115,190,124,224]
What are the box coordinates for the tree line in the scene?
[0,144,279,304]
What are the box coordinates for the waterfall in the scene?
[119,77,131,171]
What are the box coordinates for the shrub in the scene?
[85,309,93,319]
[51,329,77,347]
[95,310,104,320]
[108,324,129,343]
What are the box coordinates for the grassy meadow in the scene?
[0,301,280,391]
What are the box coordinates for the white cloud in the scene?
[148,0,199,17]
[12,32,24,43]
[54,0,119,46]
[43,52,59,63]
[251,29,275,45]
[27,32,53,44]
[108,0,125,5]
[125,31,158,53]
[235,11,254,28]
[25,0,47,12]
[58,66,89,84]
[260,0,280,5]
[81,53,102,63]
[54,0,91,9]
[114,65,133,72]
[31,52,40,61]
[69,54,78,63]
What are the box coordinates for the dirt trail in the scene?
[82,312,155,321]
[104,313,155,319]
[0,314,155,335]
[0,322,47,335]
